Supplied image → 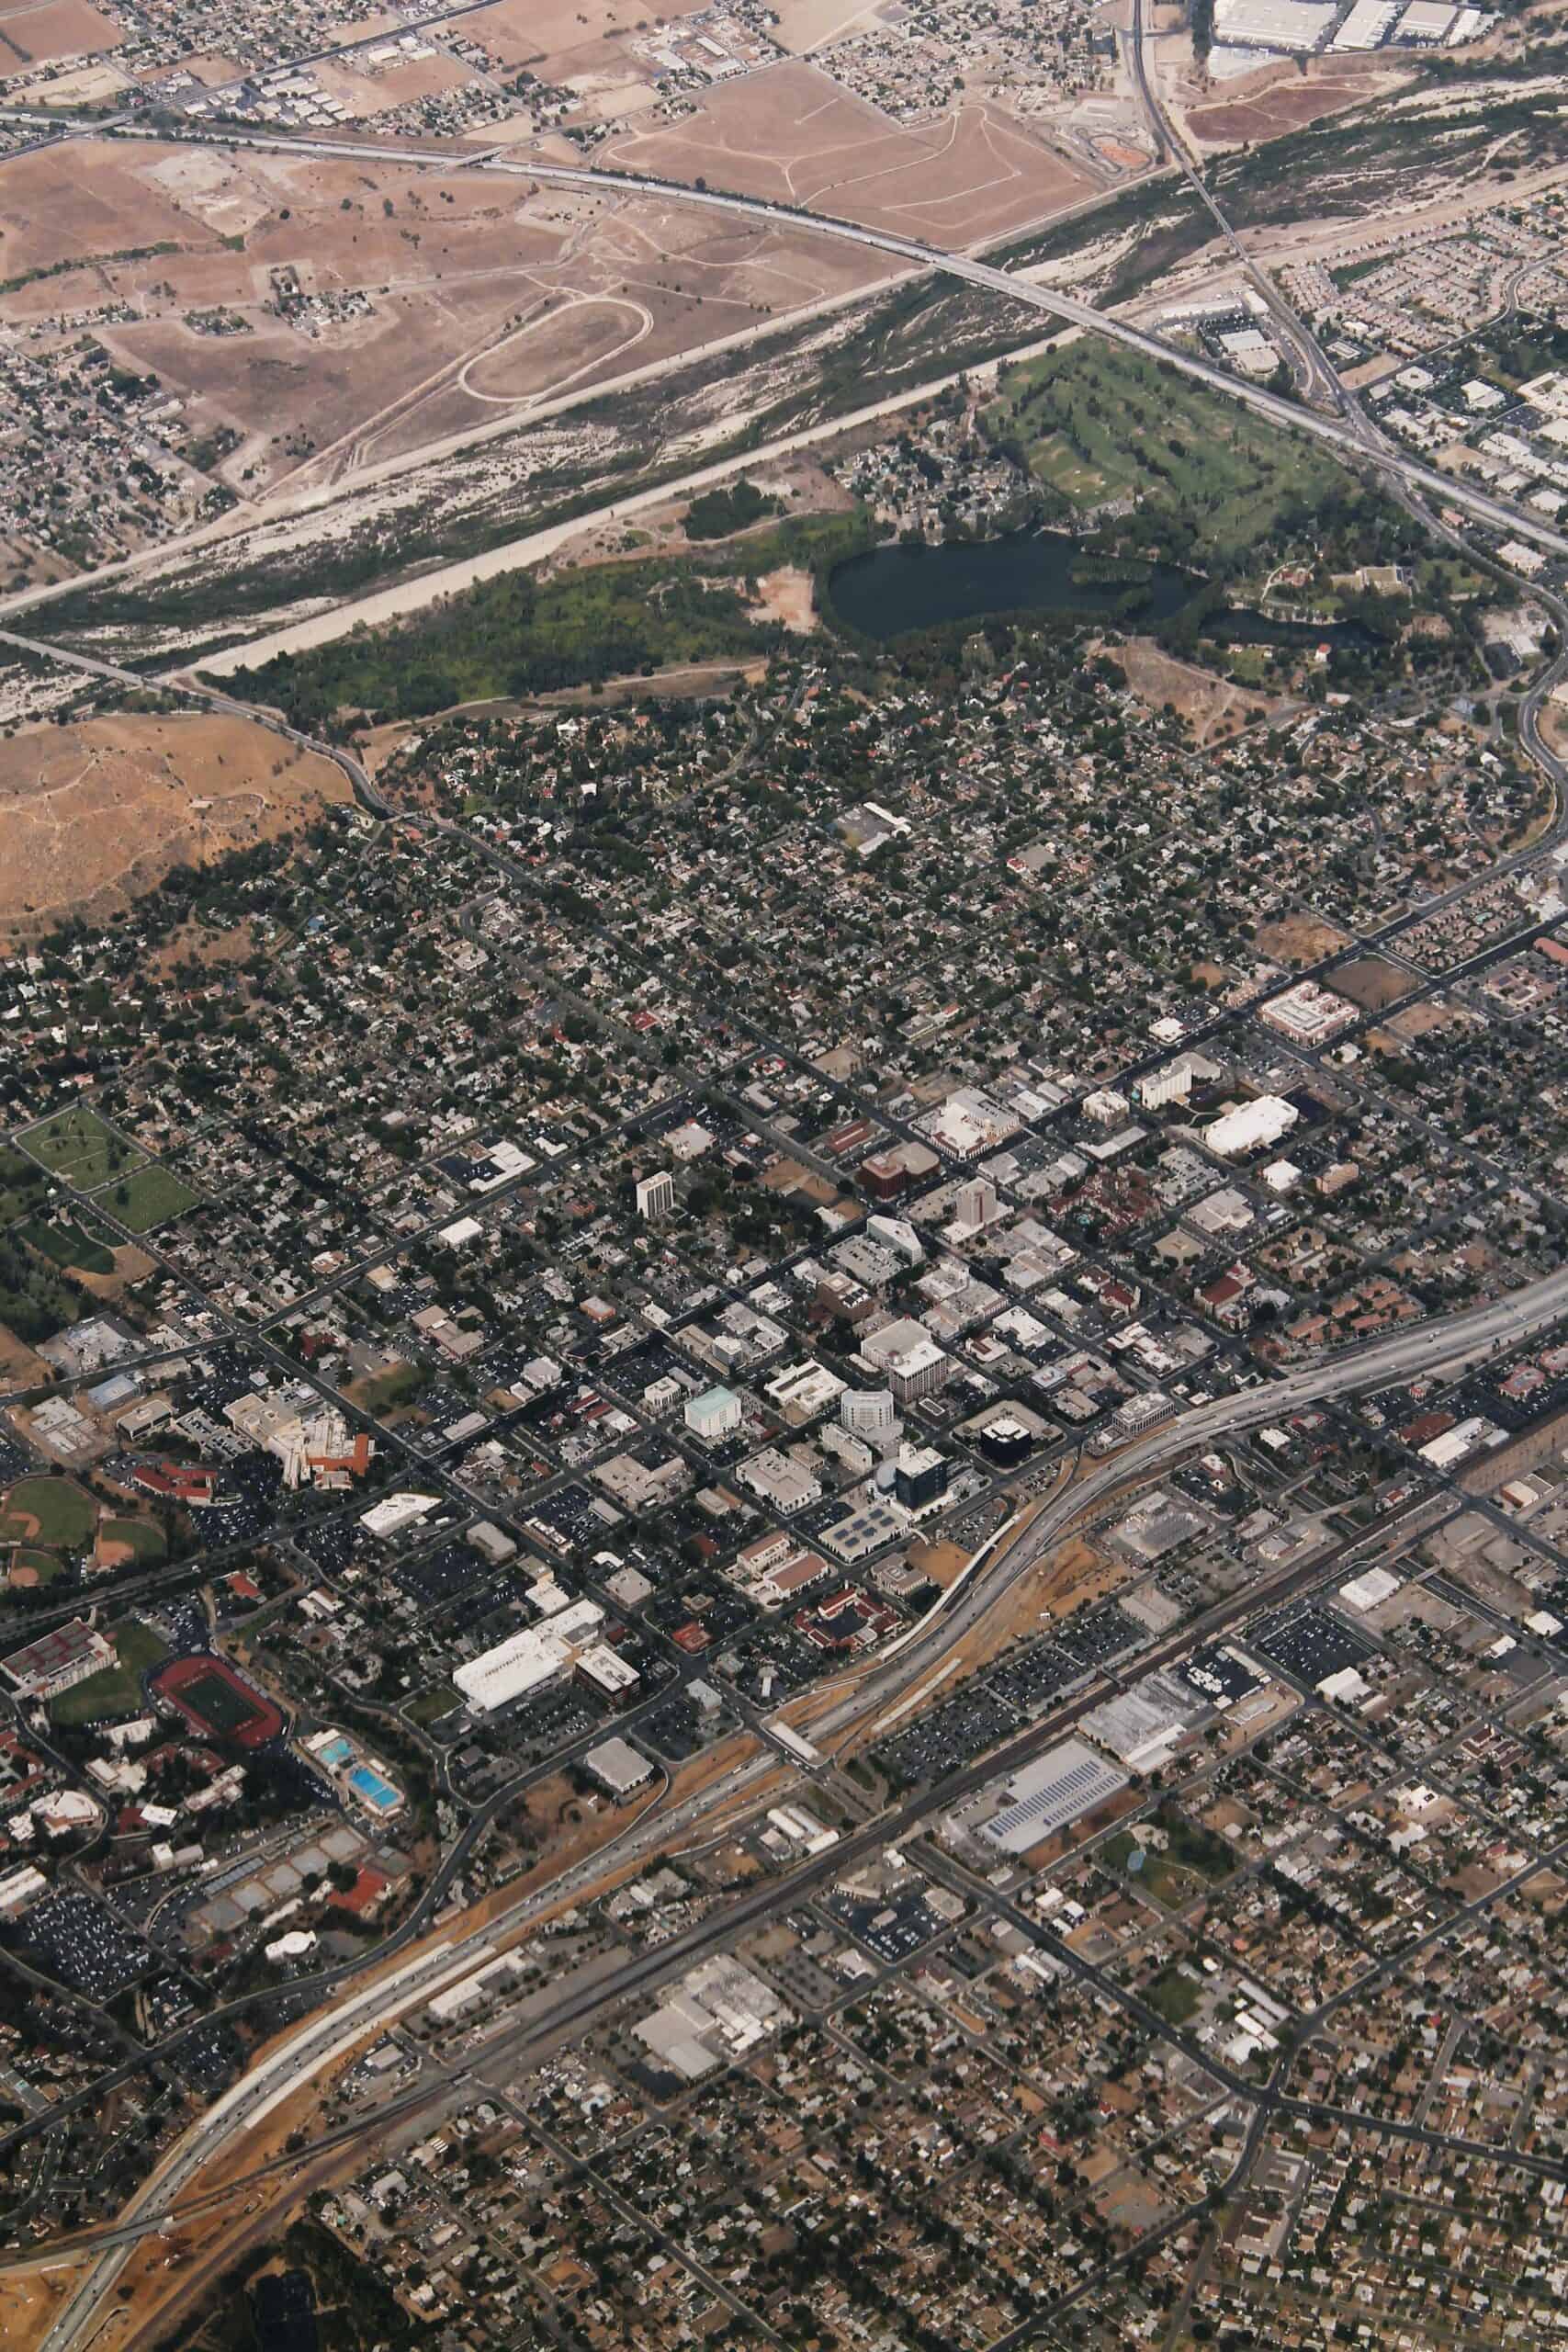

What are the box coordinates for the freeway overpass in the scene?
[30,1245,1568,2348]
[73,119,1568,575]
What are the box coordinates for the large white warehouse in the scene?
[454,1600,604,1713]
[1207,1095,1300,1159]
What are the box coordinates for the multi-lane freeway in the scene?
[6,73,1568,2352]
[818,1248,1568,1740]
[26,1237,1568,2348]
[197,125,1568,559]
[0,108,1558,664]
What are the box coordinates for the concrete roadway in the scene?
[28,1243,1568,2346]
[1123,0,1568,763]
[0,628,386,816]
[55,119,1568,571]
[813,1248,1568,1741]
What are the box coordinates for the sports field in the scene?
[0,1475,96,1552]
[152,1653,285,1747]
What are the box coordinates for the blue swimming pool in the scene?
[317,1735,353,1766]
[348,1763,400,1813]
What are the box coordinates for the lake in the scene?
[826,528,1385,655]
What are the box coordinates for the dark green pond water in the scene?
[827,529,1382,654]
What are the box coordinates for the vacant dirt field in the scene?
[468,0,701,82]
[0,711,350,944]
[773,0,886,50]
[752,564,818,631]
[598,61,1095,243]
[0,0,120,68]
[0,138,200,286]
[3,140,890,494]
[1381,999,1468,1041]
[459,293,653,401]
[1256,911,1353,964]
[1185,57,1402,150]
[1113,636,1279,743]
[1334,953,1413,1012]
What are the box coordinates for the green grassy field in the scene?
[404,1682,461,1725]
[50,1618,169,1725]
[0,1233,93,1351]
[358,1362,419,1413]
[92,1162,200,1235]
[17,1106,144,1191]
[1104,1806,1237,1908]
[18,1216,117,1276]
[986,343,1348,570]
[1146,1962,1202,2026]
[0,1148,47,1226]
[0,1476,97,1552]
[10,1547,64,1586]
[99,1517,165,1563]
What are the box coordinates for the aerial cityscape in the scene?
[0,0,1563,2346]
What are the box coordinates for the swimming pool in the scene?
[317,1735,353,1767]
[348,1763,400,1813]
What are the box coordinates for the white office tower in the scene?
[840,1387,899,1451]
[636,1170,675,1218]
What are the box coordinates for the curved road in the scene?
[28,1240,1568,2347]
[0,628,387,817]
[73,119,1568,575]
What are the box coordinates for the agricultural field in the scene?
[0,711,353,945]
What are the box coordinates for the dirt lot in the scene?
[1334,953,1413,1012]
[0,0,120,69]
[467,0,700,81]
[772,0,886,50]
[0,141,893,497]
[1184,58,1402,151]
[1111,635,1279,743]
[0,710,350,944]
[598,61,1095,244]
[1379,998,1468,1041]
[751,564,818,631]
[1255,911,1353,964]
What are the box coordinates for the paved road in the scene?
[28,1236,1568,2345]
[0,628,385,816]
[42,119,1568,573]
[1122,0,1568,807]
[816,1250,1568,1737]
